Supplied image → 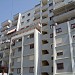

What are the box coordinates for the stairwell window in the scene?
[56,28,62,33]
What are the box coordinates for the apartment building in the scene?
[0,0,54,75]
[53,0,75,75]
[0,0,75,75]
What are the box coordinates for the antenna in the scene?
[11,0,13,19]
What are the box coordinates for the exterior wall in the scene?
[9,29,41,75]
[1,0,75,75]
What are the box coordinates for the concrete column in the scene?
[8,39,12,75]
[67,21,74,72]
[53,26,56,75]
[21,36,24,75]
[34,29,41,75]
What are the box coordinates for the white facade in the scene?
[0,0,75,75]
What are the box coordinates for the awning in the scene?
[7,28,16,34]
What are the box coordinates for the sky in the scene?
[0,0,40,23]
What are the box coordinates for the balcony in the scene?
[13,13,19,20]
[42,54,50,60]
[53,0,75,11]
[42,9,48,16]
[33,18,40,24]
[41,66,50,73]
[42,0,48,7]
[1,20,11,27]
[12,20,18,26]
[34,12,40,17]
[42,17,48,23]
[42,43,49,50]
[42,4,48,10]
[42,25,49,31]
[53,9,75,23]
[42,34,49,39]
[1,30,7,35]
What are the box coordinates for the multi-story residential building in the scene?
[53,0,75,75]
[0,0,75,75]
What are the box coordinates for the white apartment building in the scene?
[0,0,75,75]
[53,0,75,75]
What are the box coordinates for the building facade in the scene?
[0,0,75,75]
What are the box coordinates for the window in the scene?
[56,28,62,33]
[50,33,53,38]
[27,19,30,23]
[42,60,49,66]
[18,47,22,52]
[42,31,47,35]
[17,68,21,74]
[57,51,63,56]
[57,63,64,70]
[49,3,53,7]
[49,9,53,13]
[29,55,34,60]
[42,50,49,55]
[27,13,30,16]
[18,38,22,42]
[17,58,21,62]
[21,22,24,25]
[30,43,34,49]
[30,34,34,38]
[50,16,53,20]
[50,24,54,29]
[22,16,25,19]
[29,67,34,73]
[17,38,22,42]
[42,40,48,44]
[71,23,75,29]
